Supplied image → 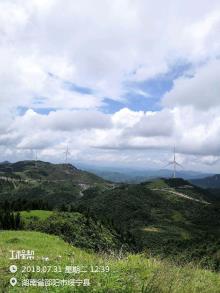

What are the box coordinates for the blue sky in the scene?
[30,62,192,115]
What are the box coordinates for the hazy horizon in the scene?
[0,158,215,176]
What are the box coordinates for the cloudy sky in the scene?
[1,0,220,172]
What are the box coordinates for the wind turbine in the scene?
[35,150,38,161]
[164,146,183,178]
[64,145,71,163]
[30,148,38,165]
[35,150,38,168]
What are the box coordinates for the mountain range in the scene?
[81,165,213,183]
[191,174,220,189]
[0,160,220,269]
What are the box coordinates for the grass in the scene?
[146,179,169,189]
[20,210,53,221]
[0,231,220,292]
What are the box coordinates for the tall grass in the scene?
[0,231,220,292]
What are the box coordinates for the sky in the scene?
[1,0,220,172]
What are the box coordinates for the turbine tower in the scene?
[165,146,183,178]
[64,145,71,163]
[35,150,38,161]
[35,150,38,168]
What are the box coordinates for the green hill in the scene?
[77,178,220,268]
[1,231,220,293]
[20,210,124,252]
[0,161,110,208]
[191,174,220,189]
[0,160,106,183]
[1,162,220,281]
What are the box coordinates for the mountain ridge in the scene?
[0,160,109,207]
[191,174,220,189]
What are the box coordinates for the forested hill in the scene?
[0,160,106,183]
[0,160,110,207]
[76,178,220,266]
[191,174,220,189]
[1,162,220,270]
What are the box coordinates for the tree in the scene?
[15,212,21,229]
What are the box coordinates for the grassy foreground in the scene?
[0,231,220,292]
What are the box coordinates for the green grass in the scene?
[20,210,53,221]
[0,231,220,292]
[146,179,169,189]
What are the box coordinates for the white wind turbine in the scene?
[64,145,71,163]
[164,146,183,178]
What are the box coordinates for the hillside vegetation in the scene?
[20,211,125,252]
[0,161,105,183]
[76,178,220,269]
[1,161,220,292]
[1,231,220,293]
[0,161,110,208]
[191,175,220,203]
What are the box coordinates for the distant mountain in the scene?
[0,160,108,207]
[0,161,10,165]
[191,174,220,189]
[83,166,212,183]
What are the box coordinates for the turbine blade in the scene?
[162,162,174,168]
[175,162,183,168]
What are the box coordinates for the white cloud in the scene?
[12,109,111,131]
[1,0,220,108]
[162,60,220,109]
[1,105,220,171]
[127,110,174,137]
[0,0,220,171]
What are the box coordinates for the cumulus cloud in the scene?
[1,0,220,171]
[1,105,220,171]
[12,109,111,132]
[162,60,220,109]
[1,0,220,109]
[127,110,174,137]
